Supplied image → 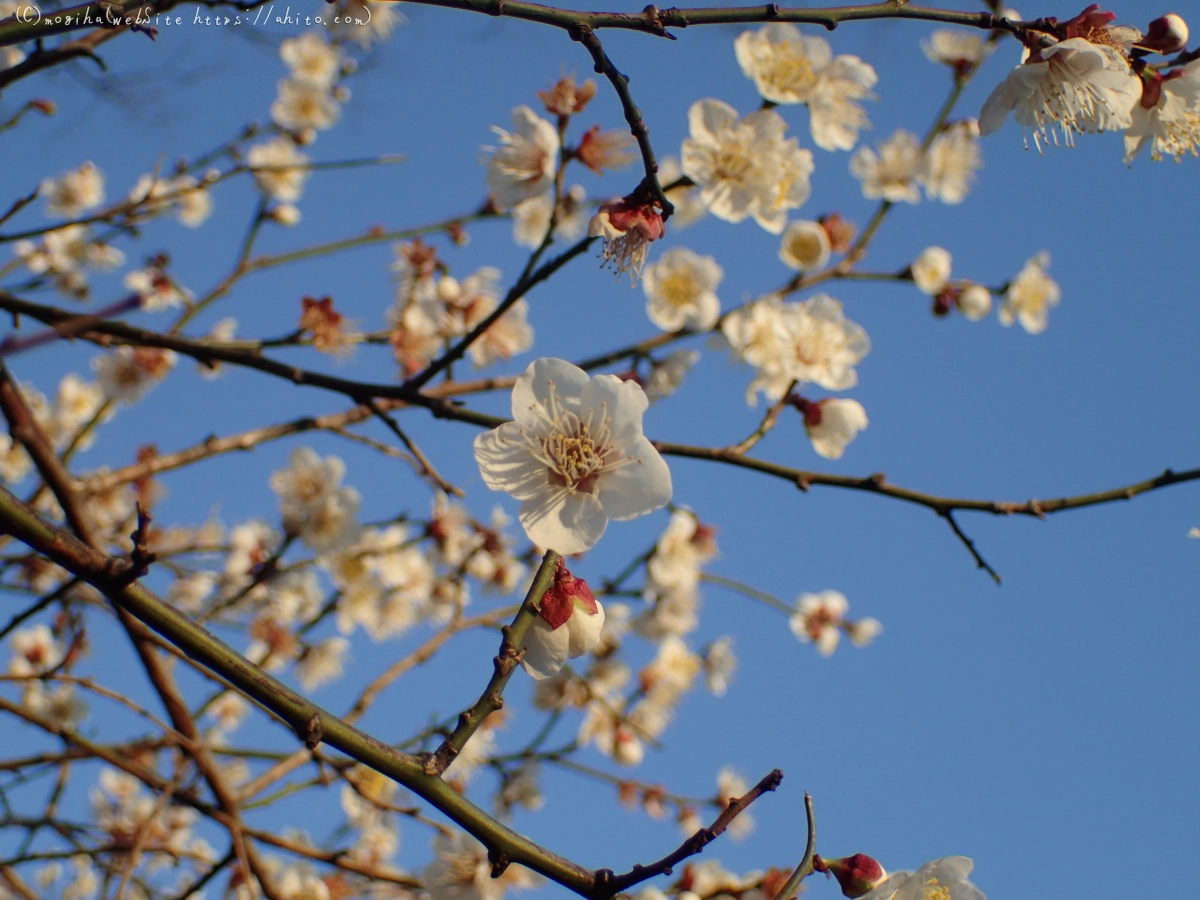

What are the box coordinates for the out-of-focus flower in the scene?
[577,125,636,174]
[735,24,877,151]
[511,184,588,248]
[702,636,737,696]
[642,247,723,332]
[539,74,596,116]
[716,767,754,840]
[474,358,672,554]
[657,156,708,229]
[270,447,361,553]
[326,0,402,47]
[124,266,189,312]
[271,77,341,132]
[911,246,953,295]
[956,284,993,321]
[466,297,535,369]
[919,119,982,204]
[299,295,357,357]
[424,830,538,900]
[13,225,124,299]
[796,396,869,459]
[850,129,924,204]
[295,636,350,690]
[778,219,832,271]
[681,98,814,234]
[789,590,849,656]
[280,31,342,88]
[247,137,310,203]
[857,856,986,900]
[979,36,1141,149]
[8,624,64,676]
[1000,251,1059,333]
[484,105,560,210]
[41,161,104,219]
[92,347,176,405]
[644,349,700,403]
[922,29,994,72]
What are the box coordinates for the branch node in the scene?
[421,752,439,776]
[297,712,322,749]
[489,848,511,878]
[796,475,811,492]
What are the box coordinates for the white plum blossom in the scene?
[716,767,754,840]
[911,246,953,296]
[474,358,672,554]
[789,590,849,656]
[1000,251,1060,333]
[1124,61,1200,161]
[644,349,700,403]
[722,294,870,404]
[247,137,310,203]
[681,99,814,234]
[41,161,104,219]
[522,559,606,679]
[850,129,924,204]
[14,224,123,298]
[270,447,361,552]
[778,219,831,271]
[484,106,559,211]
[657,156,708,229]
[92,347,176,405]
[919,119,982,204]
[979,37,1141,149]
[424,830,537,900]
[295,636,350,690]
[734,24,877,151]
[804,398,868,460]
[922,29,994,70]
[271,78,341,132]
[957,284,993,321]
[859,856,987,900]
[466,297,535,369]
[327,0,403,47]
[280,31,342,88]
[8,624,64,676]
[511,184,588,248]
[127,174,213,227]
[702,636,737,696]
[642,247,723,332]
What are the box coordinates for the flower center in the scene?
[920,878,952,900]
[761,43,818,96]
[520,380,636,495]
[658,272,701,308]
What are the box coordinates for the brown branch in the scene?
[938,508,1001,584]
[595,768,784,897]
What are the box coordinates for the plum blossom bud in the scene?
[612,725,645,766]
[956,284,993,320]
[588,187,666,284]
[1141,13,1188,53]
[778,220,832,271]
[576,125,636,174]
[521,558,607,679]
[32,99,57,115]
[819,212,856,253]
[813,854,888,899]
[911,246,952,295]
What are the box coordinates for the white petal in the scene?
[566,600,606,657]
[474,422,548,501]
[511,357,589,426]
[521,618,570,679]
[578,374,649,449]
[519,489,608,555]
[596,436,673,522]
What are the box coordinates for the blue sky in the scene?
[2,2,1198,899]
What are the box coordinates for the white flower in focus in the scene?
[92,347,176,405]
[1124,62,1200,162]
[789,590,849,656]
[466,297,535,369]
[911,246,953,295]
[957,284,993,321]
[41,161,104,219]
[474,358,672,554]
[850,129,924,204]
[681,99,814,234]
[979,37,1141,149]
[643,247,723,332]
[859,856,986,900]
[484,106,559,211]
[644,349,700,403]
[280,31,342,88]
[296,636,350,690]
[1000,251,1060,333]
[919,119,982,204]
[272,78,341,132]
[922,29,994,69]
[247,137,310,203]
[778,220,831,271]
[327,0,402,47]
[803,398,868,460]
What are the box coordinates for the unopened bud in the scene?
[818,212,856,253]
[956,284,993,320]
[538,557,598,629]
[813,854,888,899]
[30,98,57,116]
[1142,13,1188,53]
[268,204,302,227]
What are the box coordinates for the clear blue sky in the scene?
[3,2,1198,899]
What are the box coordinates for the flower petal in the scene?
[474,422,549,501]
[519,489,608,555]
[521,617,571,679]
[578,373,649,449]
[511,357,589,426]
[566,600,606,657]
[596,436,673,522]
